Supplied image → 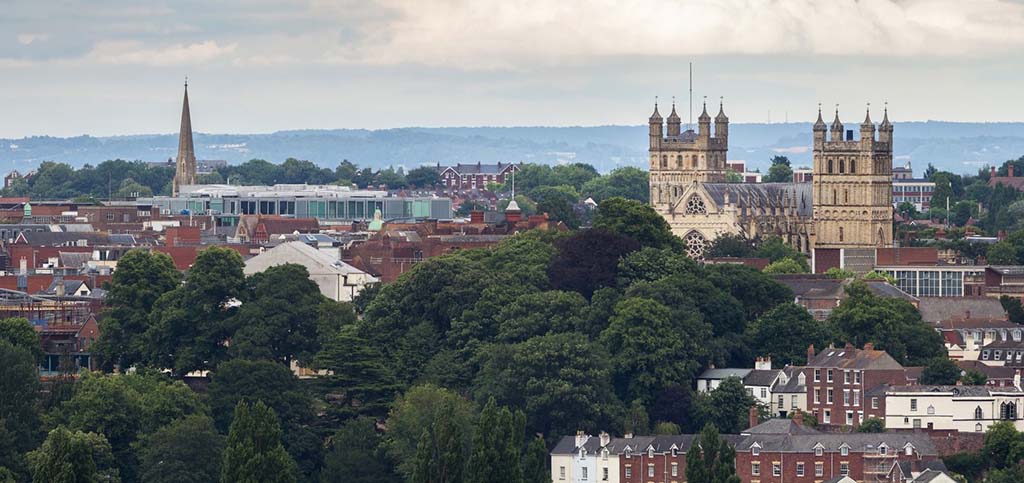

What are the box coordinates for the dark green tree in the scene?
[684,423,741,483]
[95,250,180,371]
[857,417,885,433]
[410,400,465,483]
[406,166,441,188]
[494,290,588,343]
[581,167,649,203]
[961,369,988,385]
[0,341,40,452]
[136,414,224,483]
[549,229,640,298]
[529,185,580,228]
[988,241,1019,265]
[764,155,793,183]
[919,357,962,385]
[745,304,833,367]
[984,421,1023,470]
[386,385,475,479]
[552,163,600,191]
[522,436,549,483]
[624,399,650,435]
[693,378,759,435]
[464,399,499,483]
[0,420,25,482]
[1002,296,1024,324]
[321,417,397,483]
[313,325,401,420]
[28,427,119,483]
[145,246,245,375]
[593,197,683,250]
[0,317,42,361]
[230,263,328,367]
[617,247,699,286]
[220,401,297,483]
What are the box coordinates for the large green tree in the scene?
[521,436,549,483]
[548,229,640,298]
[321,417,397,483]
[919,357,962,385]
[136,415,224,483]
[95,250,180,371]
[28,427,120,483]
[145,247,245,375]
[0,317,42,361]
[0,341,41,452]
[410,399,465,483]
[745,304,833,367]
[313,325,401,420]
[593,197,683,250]
[684,423,741,483]
[581,167,649,203]
[692,378,759,435]
[764,155,793,183]
[529,185,580,228]
[386,385,475,479]
[220,401,297,483]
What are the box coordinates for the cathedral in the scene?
[648,99,893,266]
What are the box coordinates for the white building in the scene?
[243,241,378,302]
[696,357,783,407]
[885,385,1024,433]
[550,432,619,483]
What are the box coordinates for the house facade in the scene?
[884,385,1024,433]
[804,344,907,427]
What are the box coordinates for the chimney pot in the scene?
[807,344,815,361]
[1010,165,1015,178]
[992,166,997,177]
[863,342,874,351]
[748,406,760,430]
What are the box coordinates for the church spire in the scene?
[173,79,197,196]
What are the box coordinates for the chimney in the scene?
[469,210,484,224]
[845,342,854,350]
[755,356,772,371]
[793,410,804,427]
[599,431,610,447]
[863,342,874,351]
[575,430,588,449]
[624,432,634,439]
[807,344,815,361]
[965,310,972,320]
[1010,165,1015,178]
[991,166,997,178]
[55,277,65,298]
[748,406,760,430]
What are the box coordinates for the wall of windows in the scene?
[884,269,966,297]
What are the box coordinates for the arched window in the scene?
[648,448,654,458]
[685,231,708,259]
[1001,402,1018,420]
[975,406,983,420]
[692,155,698,168]
[827,159,833,174]
[850,160,856,173]
[839,159,846,174]
[833,190,837,204]
[661,155,668,168]
[844,190,849,203]
[839,227,844,242]
[685,196,708,215]
[677,155,683,168]
[976,423,983,432]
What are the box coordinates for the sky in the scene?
[2,0,1023,138]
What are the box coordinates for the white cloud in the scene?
[310,0,1024,69]
[87,40,238,66]
[16,33,49,45]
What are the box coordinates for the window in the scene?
[927,405,935,415]
[850,160,856,173]
[778,395,784,409]
[846,411,854,425]
[106,213,114,221]
[840,446,849,456]
[773,463,781,476]
[880,445,888,456]
[814,389,821,404]
[827,389,834,404]
[625,466,631,478]
[839,226,844,242]
[1001,402,1018,420]
[814,369,821,382]
[671,463,678,477]
[913,419,922,429]
[840,462,849,476]
[827,369,834,382]
[824,410,831,424]
[671,447,677,457]
[647,464,654,478]
[854,390,861,406]
[870,397,878,409]
[751,462,760,476]
[839,159,846,174]
[815,462,824,477]
[582,467,588,480]
[911,399,918,412]
[905,445,913,456]
[559,466,566,480]
[976,406,984,420]
[844,371,851,384]
[752,445,760,456]
[797,462,805,477]
[815,446,824,457]
[976,423,984,432]
[844,390,850,406]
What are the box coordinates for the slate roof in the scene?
[913,469,954,482]
[17,231,110,246]
[982,339,1024,350]
[698,368,751,380]
[702,182,814,217]
[920,297,1007,324]
[439,163,518,176]
[743,418,820,435]
[886,385,1022,397]
[244,241,374,279]
[957,360,1016,380]
[806,347,904,370]
[737,432,938,455]
[744,369,782,387]
[989,266,1024,276]
[771,367,806,393]
[59,252,93,269]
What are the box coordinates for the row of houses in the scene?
[551,416,955,483]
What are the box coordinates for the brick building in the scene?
[437,162,519,191]
[804,344,907,427]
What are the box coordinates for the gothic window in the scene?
[677,155,683,168]
[692,155,698,168]
[839,159,846,174]
[975,406,983,420]
[685,231,708,259]
[833,190,837,204]
[827,159,833,173]
[1001,402,1017,420]
[844,190,849,203]
[850,160,856,173]
[661,155,668,168]
[839,227,844,242]
[685,196,708,215]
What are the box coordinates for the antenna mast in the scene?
[688,62,693,130]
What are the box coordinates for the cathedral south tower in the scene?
[812,106,894,249]
[648,99,729,213]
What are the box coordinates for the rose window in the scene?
[685,196,707,215]
[685,231,707,259]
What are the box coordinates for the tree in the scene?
[230,264,328,367]
[0,341,40,452]
[0,317,42,361]
[549,229,640,298]
[494,290,588,343]
[984,421,1023,470]
[987,465,1024,483]
[763,258,807,274]
[764,156,793,183]
[136,415,224,483]
[410,399,465,483]
[961,369,987,385]
[552,163,600,191]
[28,427,119,483]
[684,423,741,483]
[706,234,755,258]
[321,417,396,483]
[145,246,245,375]
[919,357,962,385]
[857,417,885,433]
[653,421,681,435]
[593,197,683,250]
[617,247,699,286]
[623,399,650,435]
[313,325,401,420]
[601,297,697,404]
[745,304,833,367]
[386,385,475,479]
[406,166,441,188]
[529,185,580,228]
[221,401,297,483]
[989,241,1020,265]
[828,282,945,366]
[825,267,856,279]
[95,250,180,370]
[693,378,759,435]
[521,436,549,483]
[464,399,524,483]
[581,167,649,203]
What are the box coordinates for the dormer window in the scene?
[648,448,654,458]
[879,444,888,456]
[625,448,631,459]
[904,445,913,456]
[814,444,824,457]
[671,447,678,457]
[840,445,849,456]
[751,445,760,456]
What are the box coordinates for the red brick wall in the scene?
[805,368,906,427]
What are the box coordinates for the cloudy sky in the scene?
[2,0,1023,137]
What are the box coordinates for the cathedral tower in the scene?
[648,98,729,213]
[172,81,197,196]
[812,105,893,250]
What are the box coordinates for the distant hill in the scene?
[3,121,1022,175]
